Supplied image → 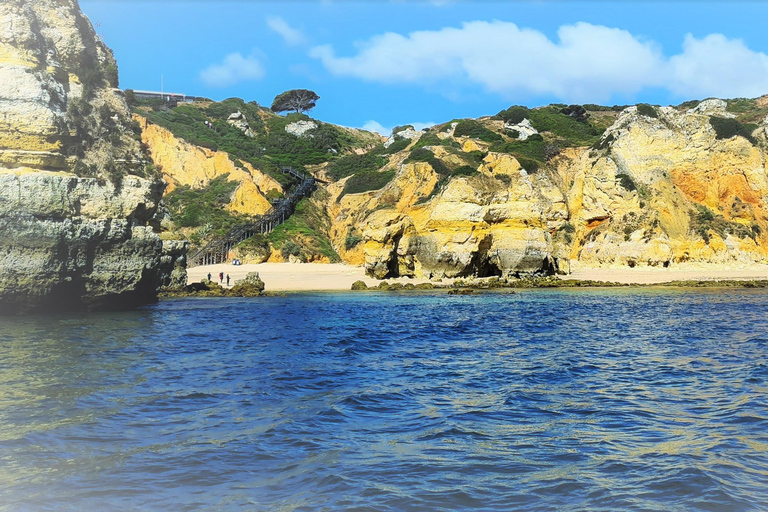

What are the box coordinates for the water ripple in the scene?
[1,289,768,510]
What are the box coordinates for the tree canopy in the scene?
[271,89,320,114]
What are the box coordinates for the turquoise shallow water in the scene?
[1,289,768,511]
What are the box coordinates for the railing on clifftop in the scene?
[188,167,317,267]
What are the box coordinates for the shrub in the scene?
[526,106,603,147]
[616,173,637,192]
[636,104,659,119]
[452,165,478,176]
[164,174,243,232]
[341,170,396,197]
[406,147,435,163]
[345,231,363,250]
[327,152,386,180]
[281,240,302,258]
[379,137,411,154]
[452,120,503,142]
[412,132,443,149]
[497,105,531,125]
[428,158,451,176]
[268,196,340,262]
[517,157,539,173]
[709,116,756,143]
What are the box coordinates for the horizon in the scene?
[80,0,768,134]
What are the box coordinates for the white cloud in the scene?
[362,120,390,135]
[200,52,265,88]
[267,16,306,46]
[310,21,768,103]
[361,120,436,136]
[669,34,768,99]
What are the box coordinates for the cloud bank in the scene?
[267,16,306,46]
[310,21,768,102]
[200,52,265,88]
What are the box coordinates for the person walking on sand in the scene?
[207,272,212,282]
[226,274,230,286]
[219,272,224,284]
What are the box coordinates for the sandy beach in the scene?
[568,262,768,284]
[187,262,437,291]
[187,261,768,291]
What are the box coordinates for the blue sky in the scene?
[79,1,768,134]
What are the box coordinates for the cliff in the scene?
[0,0,183,314]
[320,100,768,279]
[136,115,282,217]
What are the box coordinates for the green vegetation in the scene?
[164,175,244,234]
[497,105,604,147]
[452,165,479,177]
[497,106,531,124]
[616,173,637,192]
[636,104,659,119]
[381,137,411,154]
[709,116,757,144]
[516,157,539,173]
[490,138,547,165]
[557,222,576,243]
[270,89,319,114]
[452,119,503,142]
[406,147,435,163]
[412,132,457,149]
[345,230,363,250]
[135,98,364,187]
[340,170,396,198]
[268,197,339,262]
[725,98,768,124]
[326,152,387,180]
[689,204,755,244]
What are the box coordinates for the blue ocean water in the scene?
[1,289,768,511]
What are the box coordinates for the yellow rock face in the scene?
[136,116,282,216]
[327,104,768,277]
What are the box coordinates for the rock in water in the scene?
[0,0,185,314]
[229,272,266,297]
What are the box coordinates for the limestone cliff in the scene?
[136,115,282,217]
[322,99,768,279]
[0,0,183,314]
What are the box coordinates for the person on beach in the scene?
[226,274,230,286]
[219,272,224,284]
[207,272,212,282]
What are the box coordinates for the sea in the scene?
[1,289,768,511]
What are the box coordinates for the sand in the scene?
[568,261,768,284]
[187,261,768,292]
[186,262,437,292]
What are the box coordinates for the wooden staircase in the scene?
[188,167,317,267]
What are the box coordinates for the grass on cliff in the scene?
[689,204,757,244]
[267,196,339,262]
[496,105,606,147]
[164,174,245,234]
[135,98,374,189]
[340,170,397,198]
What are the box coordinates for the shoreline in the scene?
[185,261,768,292]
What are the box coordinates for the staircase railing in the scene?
[188,167,316,267]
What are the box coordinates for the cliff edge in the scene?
[0,0,184,314]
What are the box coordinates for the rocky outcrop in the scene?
[325,101,768,279]
[136,116,281,216]
[285,120,317,137]
[0,0,183,314]
[0,171,183,314]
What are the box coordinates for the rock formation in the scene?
[136,115,282,216]
[0,0,184,314]
[322,101,768,279]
